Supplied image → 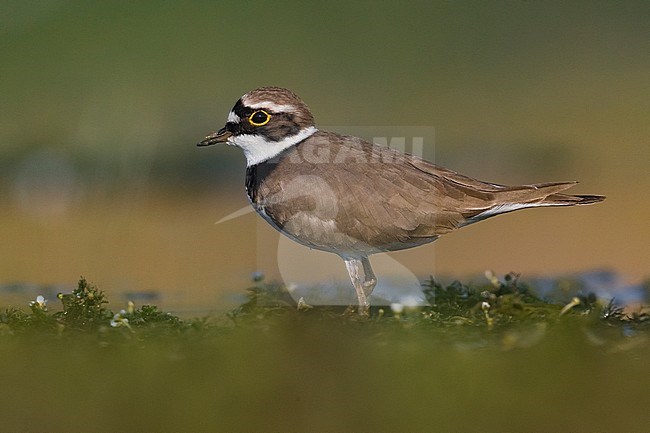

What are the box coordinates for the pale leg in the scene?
[361,256,377,299]
[343,256,376,316]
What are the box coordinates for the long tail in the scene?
[529,182,605,206]
[465,182,605,223]
[543,192,605,205]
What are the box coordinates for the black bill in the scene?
[197,127,232,146]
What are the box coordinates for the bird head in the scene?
[198,87,318,166]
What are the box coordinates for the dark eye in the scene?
[249,110,270,126]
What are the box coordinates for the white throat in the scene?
[229,126,318,166]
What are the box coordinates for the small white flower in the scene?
[296,297,313,311]
[29,295,47,311]
[110,311,130,328]
[481,301,494,329]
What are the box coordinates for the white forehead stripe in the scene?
[227,111,240,123]
[229,126,317,166]
[241,97,297,113]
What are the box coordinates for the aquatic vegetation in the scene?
[1,274,647,339]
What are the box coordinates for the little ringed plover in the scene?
[198,87,605,315]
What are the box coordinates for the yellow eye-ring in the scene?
[248,110,271,126]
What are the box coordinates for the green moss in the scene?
[1,274,647,339]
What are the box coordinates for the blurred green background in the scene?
[1,3,649,433]
[1,1,648,310]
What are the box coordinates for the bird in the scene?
[198,87,605,315]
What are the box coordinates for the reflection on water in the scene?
[531,270,649,306]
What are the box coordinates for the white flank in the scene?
[230,126,318,166]
[469,202,558,223]
[227,111,240,123]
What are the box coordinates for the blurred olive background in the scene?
[1,1,648,310]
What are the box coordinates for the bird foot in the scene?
[342,304,370,317]
[358,305,370,317]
